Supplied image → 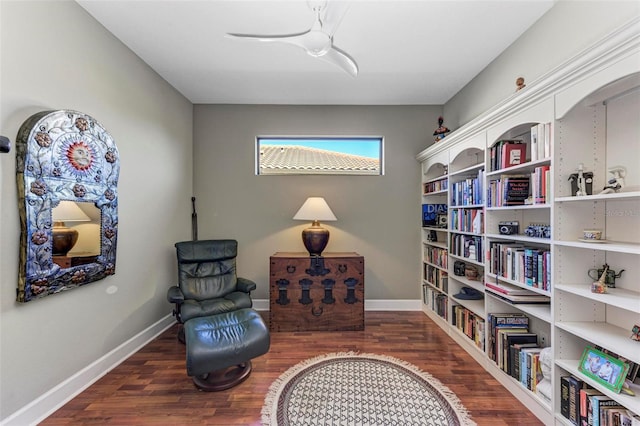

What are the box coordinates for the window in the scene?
[256,137,383,176]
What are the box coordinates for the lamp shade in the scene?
[293,197,337,221]
[52,201,91,222]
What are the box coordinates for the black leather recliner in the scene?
[167,239,256,342]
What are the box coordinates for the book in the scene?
[619,410,636,426]
[422,203,447,227]
[484,280,537,296]
[530,124,539,162]
[521,347,543,390]
[530,351,543,392]
[536,123,546,160]
[543,122,552,159]
[485,288,551,304]
[580,388,602,426]
[503,176,530,205]
[502,143,526,169]
[590,395,622,426]
[561,376,572,420]
[567,375,587,425]
[601,406,625,426]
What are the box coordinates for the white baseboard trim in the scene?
[253,299,421,311]
[1,314,176,426]
[365,299,422,311]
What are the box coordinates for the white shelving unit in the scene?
[416,18,640,425]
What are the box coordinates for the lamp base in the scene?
[301,221,330,256]
[52,222,78,256]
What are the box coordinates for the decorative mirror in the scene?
[16,110,120,302]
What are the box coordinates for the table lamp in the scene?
[293,197,337,256]
[52,201,91,256]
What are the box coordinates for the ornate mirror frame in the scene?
[16,110,120,302]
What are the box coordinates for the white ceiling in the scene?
[77,0,555,105]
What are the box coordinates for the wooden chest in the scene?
[269,252,364,332]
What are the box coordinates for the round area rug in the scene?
[261,352,476,426]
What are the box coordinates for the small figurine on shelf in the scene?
[591,266,608,294]
[631,324,640,342]
[433,116,450,142]
[568,163,593,196]
[516,77,526,91]
[599,166,626,194]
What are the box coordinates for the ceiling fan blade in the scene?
[320,45,358,77]
[225,31,310,50]
[321,1,351,37]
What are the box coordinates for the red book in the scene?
[501,143,526,169]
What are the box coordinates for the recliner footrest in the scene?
[184,308,270,390]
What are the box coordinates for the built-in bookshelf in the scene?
[416,19,639,426]
[421,152,450,323]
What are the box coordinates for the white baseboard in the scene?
[365,299,421,311]
[1,314,176,426]
[3,300,420,425]
[253,299,421,311]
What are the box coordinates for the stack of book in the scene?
[485,280,551,305]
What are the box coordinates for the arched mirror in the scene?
[16,110,120,302]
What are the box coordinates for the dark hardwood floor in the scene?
[42,311,543,425]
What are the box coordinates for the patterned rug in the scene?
[261,352,476,426]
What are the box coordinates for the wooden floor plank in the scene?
[42,311,543,425]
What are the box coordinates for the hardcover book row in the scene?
[450,208,484,234]
[450,234,483,263]
[487,241,551,292]
[488,123,551,172]
[451,305,485,351]
[423,264,448,293]
[423,178,448,194]
[560,375,639,426]
[450,170,484,206]
[488,313,547,394]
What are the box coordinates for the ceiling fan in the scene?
[225,0,358,77]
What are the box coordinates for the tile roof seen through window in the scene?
[259,145,380,175]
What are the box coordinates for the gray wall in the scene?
[0,1,192,419]
[444,1,640,128]
[193,105,440,300]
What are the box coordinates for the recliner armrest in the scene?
[167,286,185,304]
[236,277,257,293]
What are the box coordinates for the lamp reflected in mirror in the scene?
[52,201,90,256]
